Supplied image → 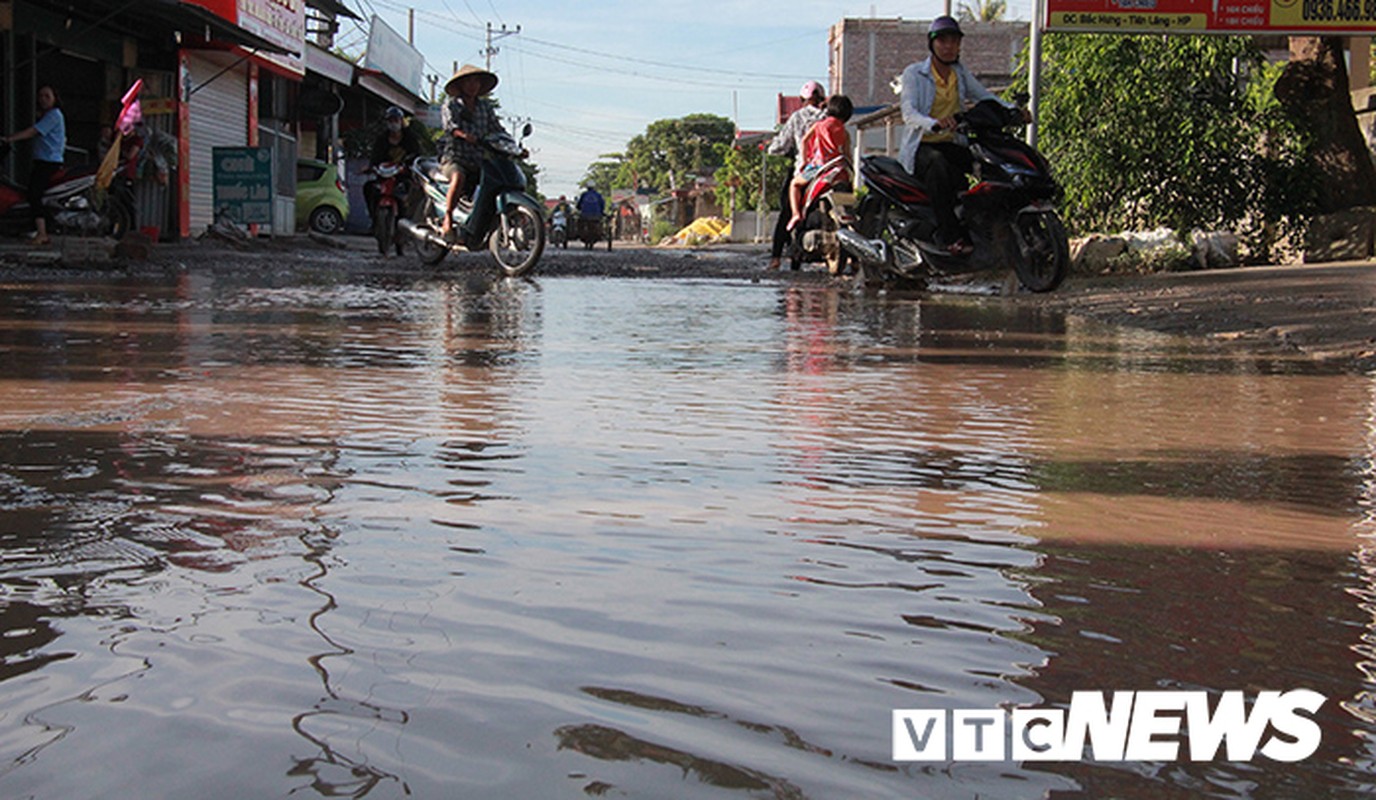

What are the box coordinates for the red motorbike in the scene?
[788,154,857,275]
[365,161,411,255]
[0,141,133,239]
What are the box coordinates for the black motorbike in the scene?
[397,123,544,278]
[840,99,1069,292]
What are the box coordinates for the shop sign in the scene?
[1045,0,1376,33]
[213,146,274,224]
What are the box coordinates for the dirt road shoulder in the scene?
[1015,261,1376,370]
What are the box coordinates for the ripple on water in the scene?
[0,276,1371,798]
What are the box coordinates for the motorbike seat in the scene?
[416,157,444,184]
[865,156,925,191]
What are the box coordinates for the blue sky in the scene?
[339,0,1034,195]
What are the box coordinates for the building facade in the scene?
[1,0,424,241]
[827,18,1029,109]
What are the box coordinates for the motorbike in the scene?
[550,209,569,249]
[0,141,134,239]
[841,99,1069,292]
[365,161,411,255]
[788,154,858,275]
[397,123,544,278]
[575,213,611,251]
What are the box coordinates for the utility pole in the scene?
[484,22,521,70]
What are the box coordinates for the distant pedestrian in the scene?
[4,85,65,246]
[765,81,827,269]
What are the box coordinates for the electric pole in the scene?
[484,22,520,70]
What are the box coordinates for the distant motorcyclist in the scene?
[364,106,421,222]
[899,16,1026,257]
[576,185,605,219]
[575,185,606,243]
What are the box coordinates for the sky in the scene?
[335,0,1035,196]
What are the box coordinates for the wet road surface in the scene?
[0,259,1374,798]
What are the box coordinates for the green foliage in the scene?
[1013,34,1317,246]
[615,114,736,194]
[710,142,794,214]
[650,218,679,242]
[582,156,626,192]
[957,0,1007,22]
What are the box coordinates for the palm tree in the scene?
[957,0,1007,21]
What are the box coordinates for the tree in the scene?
[1014,33,1316,245]
[957,0,1007,22]
[619,114,736,194]
[710,141,794,215]
[582,155,627,192]
[1273,36,1376,212]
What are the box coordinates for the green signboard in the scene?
[213,147,274,225]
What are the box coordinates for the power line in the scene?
[363,0,812,89]
[516,32,818,81]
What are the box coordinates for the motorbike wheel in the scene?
[489,203,544,278]
[374,205,396,255]
[106,198,134,241]
[1012,210,1070,292]
[414,202,449,267]
[856,196,926,289]
[819,198,848,276]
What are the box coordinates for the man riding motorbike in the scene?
[898,16,1028,257]
[364,106,422,223]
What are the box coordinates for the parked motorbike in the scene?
[788,154,857,275]
[0,141,133,239]
[841,99,1069,292]
[397,123,544,278]
[365,161,411,255]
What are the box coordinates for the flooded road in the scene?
[1,265,1373,798]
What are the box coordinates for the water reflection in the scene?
[0,272,1373,797]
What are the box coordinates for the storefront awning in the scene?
[355,68,425,113]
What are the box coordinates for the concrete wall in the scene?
[728,210,780,244]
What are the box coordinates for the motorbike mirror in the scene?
[1012,92,1030,106]
[521,122,533,138]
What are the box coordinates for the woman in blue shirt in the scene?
[5,85,66,245]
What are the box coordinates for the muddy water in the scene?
[0,267,1373,798]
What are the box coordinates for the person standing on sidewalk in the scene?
[4,85,65,246]
[765,81,827,270]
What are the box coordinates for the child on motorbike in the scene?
[787,94,853,231]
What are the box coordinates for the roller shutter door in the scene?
[187,53,249,234]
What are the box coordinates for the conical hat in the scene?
[445,64,498,97]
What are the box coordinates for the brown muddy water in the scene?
[0,267,1373,799]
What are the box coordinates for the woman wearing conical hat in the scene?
[439,64,510,245]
